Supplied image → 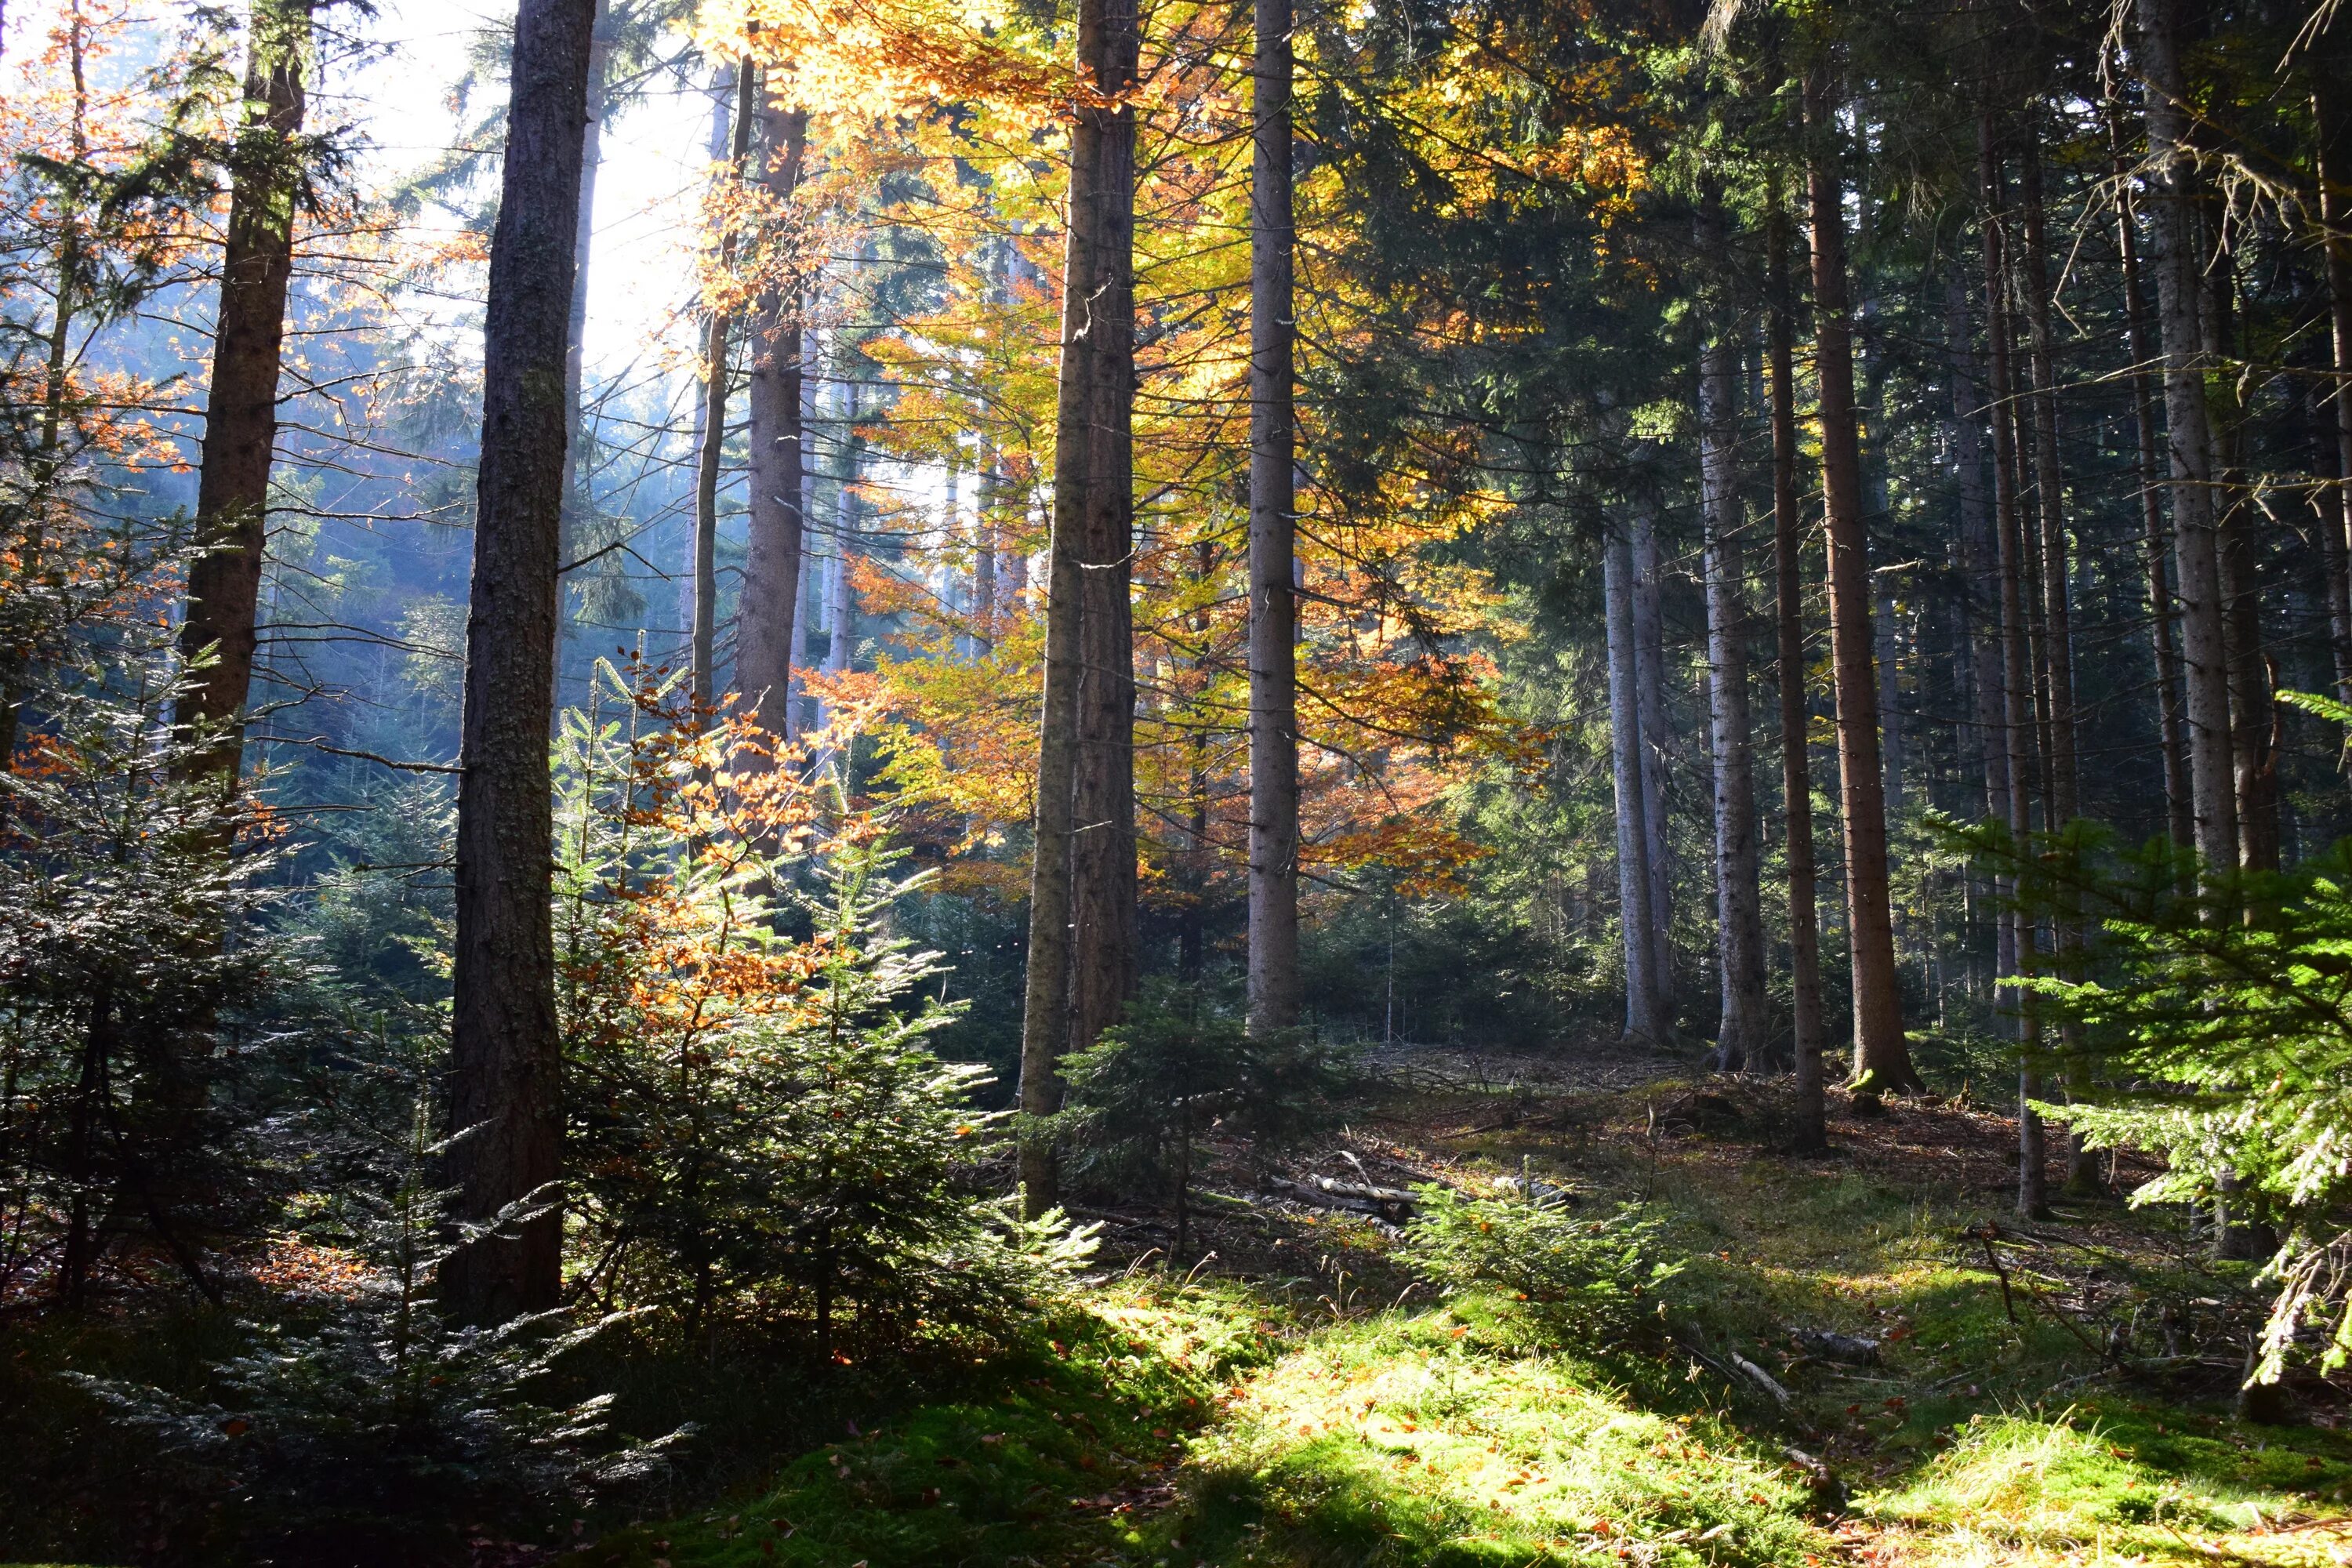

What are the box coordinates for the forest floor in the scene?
[553,1041,2352,1568]
[10,1043,2351,1568]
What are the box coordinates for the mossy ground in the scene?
[10,1053,2348,1568]
[551,1056,2352,1568]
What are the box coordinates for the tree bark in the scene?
[173,0,311,789]
[1980,117,2049,1219]
[447,0,598,1323]
[1606,521,1666,1045]
[2136,0,2238,880]
[691,64,751,711]
[1700,292,1765,1073]
[1632,505,1674,1005]
[2317,70,2352,706]
[1769,190,1827,1148]
[737,89,808,744]
[2016,132,2078,829]
[1947,272,2016,1007]
[557,0,612,578]
[1019,0,1138,1215]
[1247,0,1299,1035]
[2201,246,2277,872]
[1804,67,1916,1095]
[2111,114,2195,851]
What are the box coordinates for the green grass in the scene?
[1152,1305,1828,1566]
[559,1283,1279,1568]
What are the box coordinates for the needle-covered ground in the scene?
[554,1051,2352,1568]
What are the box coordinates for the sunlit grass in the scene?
[1157,1306,1830,1566]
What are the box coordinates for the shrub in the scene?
[1051,982,1352,1261]
[1399,1185,1680,1342]
[557,661,1093,1348]
[69,1100,670,1561]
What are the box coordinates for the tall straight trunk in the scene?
[2112,116,2195,849]
[2017,133,2078,827]
[447,0,597,1323]
[1632,506,1674,1003]
[2318,71,2352,704]
[173,0,311,786]
[1019,0,1138,1216]
[1246,0,1299,1035]
[1700,305,1766,1073]
[1606,522,1666,1044]
[1948,272,2016,1003]
[1804,67,1916,1095]
[2017,127,2100,1192]
[2136,0,2238,879]
[557,0,613,569]
[736,91,808,744]
[825,374,859,691]
[691,64,752,710]
[2200,245,2277,871]
[1980,114,2049,1219]
[1769,192,1827,1146]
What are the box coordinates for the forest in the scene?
[5,0,2352,1558]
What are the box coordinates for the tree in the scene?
[447,0,601,1323]
[735,73,810,743]
[1246,0,1299,1036]
[1802,62,1915,1096]
[2134,0,2236,880]
[1018,0,1140,1216]
[1697,203,1764,1073]
[174,0,316,794]
[1605,517,1665,1044]
[1767,184,1827,1146]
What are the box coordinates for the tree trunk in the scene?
[1804,67,1916,1096]
[1019,0,1138,1215]
[2318,70,2352,706]
[691,64,751,711]
[2136,0,2238,880]
[1947,272,2016,1005]
[557,0,612,576]
[2016,133,2078,829]
[2016,126,2101,1195]
[2111,114,2195,851]
[1769,191,1827,1147]
[1980,116,2049,1219]
[1700,299,1765,1073]
[736,90,808,745]
[1246,0,1299,1035]
[447,0,598,1323]
[1606,521,1666,1044]
[1632,505,1674,1006]
[2199,245,2277,873]
[173,0,311,788]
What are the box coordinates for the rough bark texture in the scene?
[1769,195,1827,1148]
[1606,523,1666,1044]
[447,0,597,1322]
[736,93,808,742]
[1019,0,1138,1215]
[1246,0,1299,1036]
[557,0,612,574]
[1805,69,1915,1095]
[173,0,310,786]
[2137,0,2238,879]
[1700,321,1765,1073]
